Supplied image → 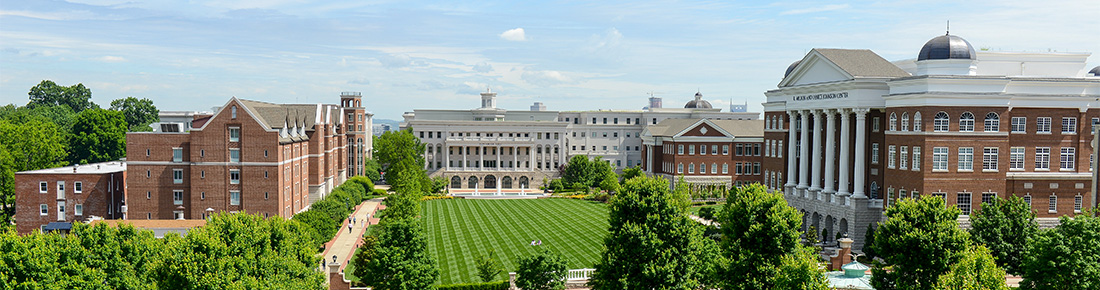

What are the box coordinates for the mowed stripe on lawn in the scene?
[423,198,609,285]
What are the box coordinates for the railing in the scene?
[565,268,595,281]
[868,199,884,208]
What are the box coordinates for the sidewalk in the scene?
[320,198,382,273]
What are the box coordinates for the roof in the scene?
[813,48,911,78]
[647,118,764,137]
[43,222,73,231]
[918,34,976,61]
[16,161,125,175]
[234,98,346,143]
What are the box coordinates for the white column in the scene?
[463,146,468,171]
[797,110,811,190]
[646,145,653,173]
[528,146,534,170]
[786,111,798,191]
[496,145,501,171]
[838,110,852,196]
[445,145,450,170]
[823,110,837,194]
[810,110,823,192]
[479,146,484,171]
[513,146,518,171]
[853,108,869,199]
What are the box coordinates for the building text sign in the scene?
[792,92,848,101]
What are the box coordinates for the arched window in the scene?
[889,113,898,131]
[502,176,512,189]
[960,112,975,132]
[934,112,949,132]
[985,112,999,132]
[518,176,529,188]
[913,112,922,132]
[711,163,718,174]
[677,163,684,174]
[901,112,910,131]
[450,176,462,188]
[468,176,479,189]
[700,163,706,174]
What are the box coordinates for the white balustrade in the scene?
[565,268,595,281]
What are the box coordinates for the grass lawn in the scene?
[423,198,608,285]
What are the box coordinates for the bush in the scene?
[698,207,716,221]
[584,194,610,203]
[515,249,567,290]
[435,281,509,290]
[373,188,389,195]
[422,195,454,201]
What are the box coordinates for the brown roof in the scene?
[91,219,207,229]
[813,48,911,78]
[648,118,764,137]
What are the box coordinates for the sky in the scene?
[1,0,1098,121]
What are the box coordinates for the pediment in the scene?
[779,51,854,87]
[672,119,734,138]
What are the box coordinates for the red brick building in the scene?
[640,118,765,190]
[125,93,372,220]
[14,161,126,234]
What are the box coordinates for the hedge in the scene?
[292,176,379,249]
[435,281,509,290]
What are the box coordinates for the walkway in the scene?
[320,198,383,273]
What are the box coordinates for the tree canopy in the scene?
[373,129,428,194]
[0,119,70,227]
[109,97,160,132]
[969,195,1037,275]
[1019,210,1100,290]
[515,249,567,290]
[561,155,619,192]
[359,217,439,289]
[589,176,710,289]
[27,80,98,112]
[934,244,1009,290]
[69,108,128,164]
[871,196,969,290]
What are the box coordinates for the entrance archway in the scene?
[502,176,513,189]
[485,175,497,189]
[518,176,529,189]
[468,176,479,189]
[450,176,462,189]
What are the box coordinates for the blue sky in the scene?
[1,0,1098,120]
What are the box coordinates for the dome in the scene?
[785,60,802,77]
[917,34,976,61]
[1089,66,1100,76]
[684,92,713,109]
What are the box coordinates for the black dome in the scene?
[785,60,802,77]
[1090,66,1100,76]
[918,34,976,61]
[685,92,713,109]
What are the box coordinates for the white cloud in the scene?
[780,4,849,15]
[96,55,127,62]
[379,53,411,68]
[473,61,492,73]
[499,28,526,41]
[521,70,571,86]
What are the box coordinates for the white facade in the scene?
[402,90,760,190]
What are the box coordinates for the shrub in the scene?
[422,195,454,201]
[698,207,716,221]
[373,188,389,195]
[435,281,509,290]
[584,194,610,203]
[515,249,566,290]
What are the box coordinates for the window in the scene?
[983,147,998,171]
[900,146,908,170]
[888,145,896,169]
[889,113,897,131]
[603,118,607,124]
[700,163,706,174]
[40,204,48,215]
[173,148,183,162]
[901,112,909,131]
[613,118,618,124]
[231,106,237,118]
[677,163,683,174]
[1010,147,1025,170]
[74,182,82,193]
[699,145,706,155]
[229,127,240,142]
[722,163,728,174]
[1062,117,1077,134]
[934,112,949,132]
[1093,118,1100,134]
[173,190,183,205]
[1036,147,1051,170]
[688,163,695,174]
[754,163,761,175]
[871,143,879,164]
[1048,195,1057,213]
[39,182,47,193]
[722,145,729,155]
[1024,195,1032,207]
[984,112,999,132]
[958,193,973,215]
[677,145,684,155]
[230,191,241,205]
[201,192,205,200]
[230,149,240,163]
[912,147,921,170]
[146,149,151,156]
[913,112,922,131]
[1073,194,1082,213]
[147,191,151,199]
[1012,117,1026,133]
[753,144,761,156]
[689,146,695,155]
[736,144,744,156]
[75,204,83,216]
[873,117,880,132]
[958,147,974,171]
[1037,117,1052,133]
[711,145,718,155]
[959,112,975,132]
[736,163,743,175]
[173,169,183,184]
[230,169,241,184]
[1060,147,1075,170]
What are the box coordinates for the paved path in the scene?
[320,198,383,273]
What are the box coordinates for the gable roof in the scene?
[813,48,910,78]
[648,118,763,138]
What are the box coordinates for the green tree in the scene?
[109,97,160,132]
[969,196,1036,275]
[0,103,78,133]
[0,120,70,226]
[619,166,644,183]
[27,80,98,112]
[351,235,379,285]
[381,191,422,221]
[862,224,877,260]
[934,244,1009,290]
[364,158,383,184]
[589,176,709,289]
[716,183,827,290]
[1019,210,1100,290]
[69,108,128,164]
[871,196,969,290]
[373,129,427,194]
[476,249,503,282]
[561,155,596,189]
[514,249,567,290]
[360,218,439,289]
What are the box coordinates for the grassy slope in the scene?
[423,198,609,285]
